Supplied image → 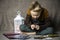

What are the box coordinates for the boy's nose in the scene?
[35,16,37,18]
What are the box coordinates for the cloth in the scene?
[20,24,53,35]
[24,8,52,31]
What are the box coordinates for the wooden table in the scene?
[3,33,60,40]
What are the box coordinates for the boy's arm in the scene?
[40,18,51,29]
[24,15,31,27]
[40,8,51,30]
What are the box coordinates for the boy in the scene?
[20,1,53,35]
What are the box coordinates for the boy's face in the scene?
[30,5,41,19]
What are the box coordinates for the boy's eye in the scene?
[33,10,40,12]
[33,9,41,12]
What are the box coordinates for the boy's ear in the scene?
[26,9,31,16]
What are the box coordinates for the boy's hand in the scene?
[35,25,40,30]
[31,24,36,30]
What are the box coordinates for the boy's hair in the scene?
[26,1,49,20]
[27,1,42,15]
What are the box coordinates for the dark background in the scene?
[0,0,60,33]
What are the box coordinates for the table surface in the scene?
[3,33,60,40]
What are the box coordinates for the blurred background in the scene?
[0,0,60,35]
